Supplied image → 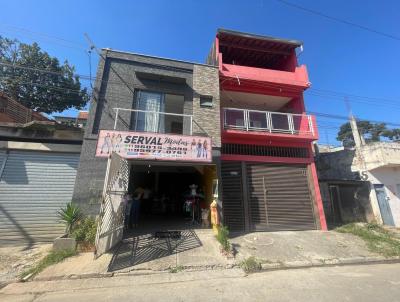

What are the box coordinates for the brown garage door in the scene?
[247,163,316,231]
[221,162,246,232]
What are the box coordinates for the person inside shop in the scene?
[123,192,133,230]
[130,186,144,228]
[142,187,152,215]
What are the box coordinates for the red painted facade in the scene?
[215,29,327,231]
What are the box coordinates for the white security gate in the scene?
[95,152,129,257]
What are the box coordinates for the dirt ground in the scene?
[0,244,52,287]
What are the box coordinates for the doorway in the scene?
[126,163,217,231]
[327,185,343,226]
[374,184,395,226]
[107,162,217,271]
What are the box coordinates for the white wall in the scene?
[368,167,400,227]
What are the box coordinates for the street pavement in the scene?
[2,263,400,301]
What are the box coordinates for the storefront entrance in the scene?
[105,162,217,270]
[126,162,217,233]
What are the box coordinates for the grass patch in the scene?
[20,249,77,279]
[216,225,231,253]
[240,256,262,273]
[169,265,184,273]
[335,223,400,257]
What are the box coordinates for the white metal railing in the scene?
[223,108,314,136]
[113,108,193,135]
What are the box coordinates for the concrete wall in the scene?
[0,124,83,142]
[72,50,220,214]
[361,142,400,170]
[0,141,81,153]
[316,148,359,180]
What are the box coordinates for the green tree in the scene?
[0,36,89,113]
[337,121,399,146]
[383,128,400,142]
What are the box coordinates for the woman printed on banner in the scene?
[196,139,203,158]
[191,139,197,158]
[100,133,112,154]
[111,133,117,152]
[115,134,123,153]
[202,139,208,159]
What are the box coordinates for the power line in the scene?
[222,77,400,108]
[4,60,400,109]
[4,64,400,122]
[309,88,400,104]
[306,92,400,111]
[308,111,400,127]
[0,23,87,51]
[0,76,89,95]
[274,0,400,42]
[0,62,90,80]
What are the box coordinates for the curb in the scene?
[15,256,400,283]
[259,256,400,272]
[30,264,238,282]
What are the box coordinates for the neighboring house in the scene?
[316,146,374,227]
[76,111,88,128]
[54,110,88,128]
[0,92,50,123]
[0,93,84,244]
[73,28,326,240]
[316,118,400,228]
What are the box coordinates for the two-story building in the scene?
[72,49,221,217]
[73,29,326,252]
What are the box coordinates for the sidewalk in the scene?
[231,230,399,269]
[17,228,400,282]
[35,229,233,281]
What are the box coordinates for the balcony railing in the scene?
[113,108,193,135]
[223,108,315,136]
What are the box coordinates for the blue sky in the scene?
[1,0,399,144]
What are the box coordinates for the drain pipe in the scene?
[0,150,9,181]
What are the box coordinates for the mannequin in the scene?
[189,184,198,196]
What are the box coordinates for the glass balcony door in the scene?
[134,91,165,133]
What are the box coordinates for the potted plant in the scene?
[53,202,82,251]
[72,216,97,252]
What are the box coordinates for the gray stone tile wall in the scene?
[72,50,221,212]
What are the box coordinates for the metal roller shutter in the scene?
[221,162,245,232]
[0,150,80,244]
[247,163,316,231]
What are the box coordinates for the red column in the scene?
[310,161,327,230]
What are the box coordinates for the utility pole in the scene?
[324,130,331,151]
